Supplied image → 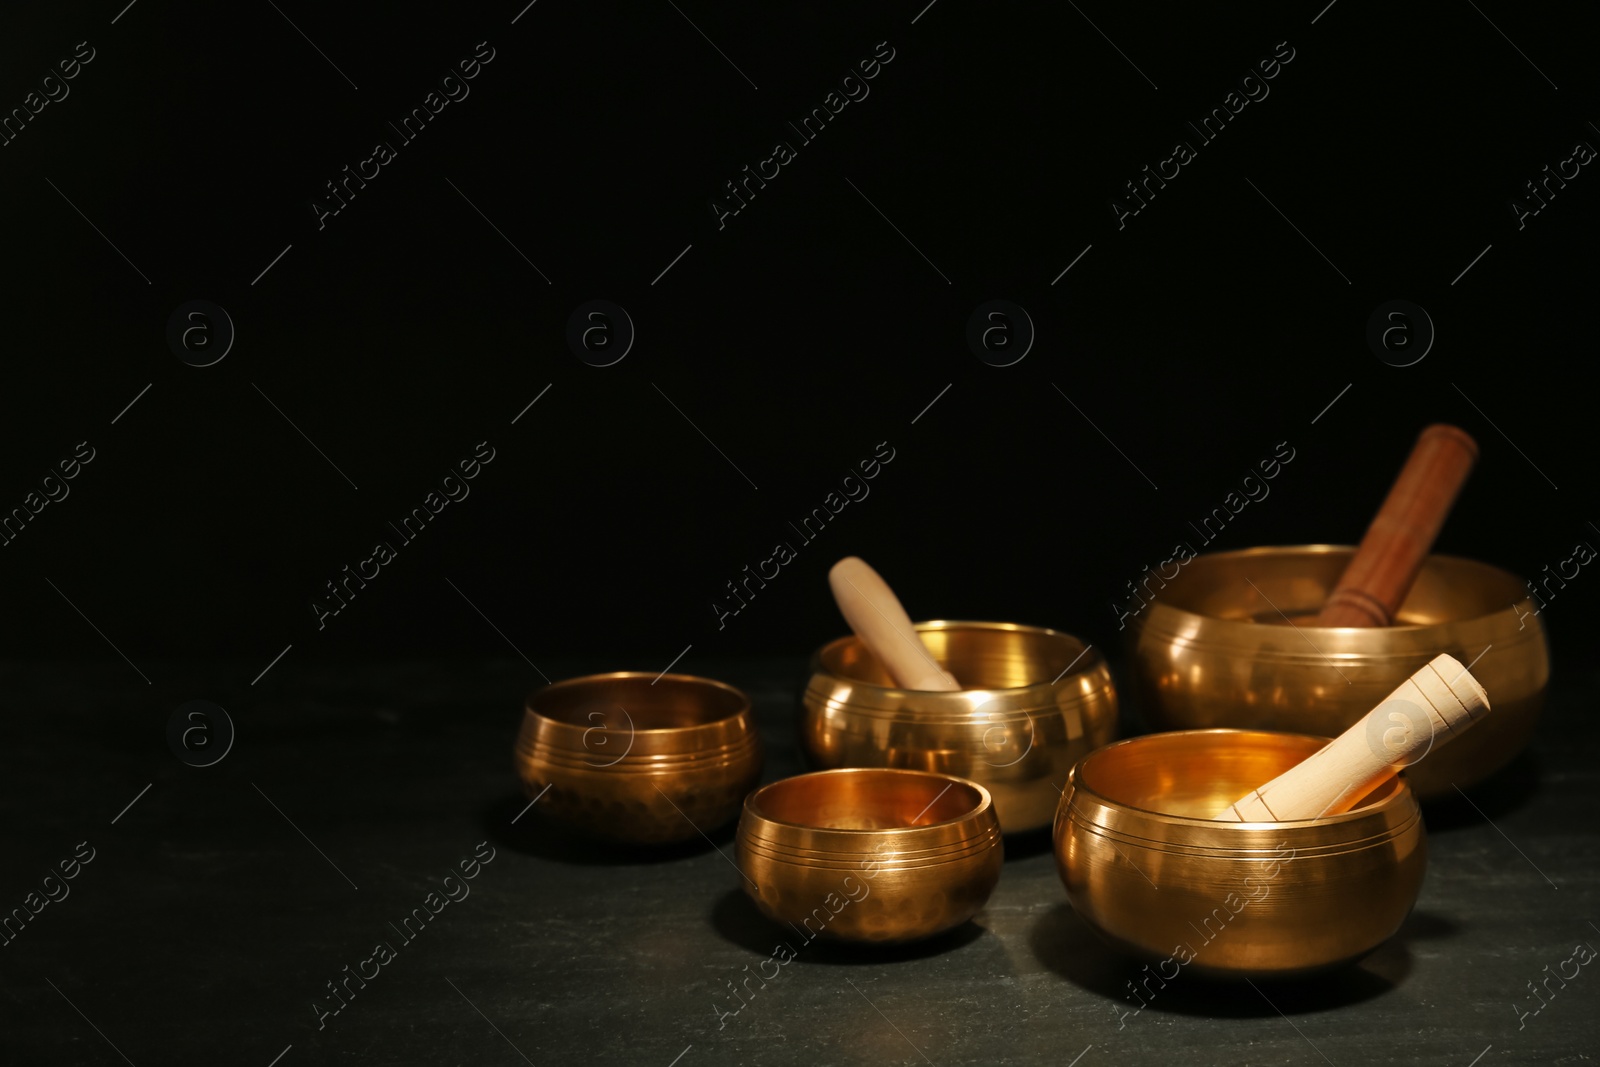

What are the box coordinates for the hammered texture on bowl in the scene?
[514,672,762,845]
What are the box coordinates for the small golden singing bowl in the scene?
[513,672,762,846]
[799,620,1118,833]
[1054,729,1426,979]
[1128,546,1549,798]
[736,768,1002,944]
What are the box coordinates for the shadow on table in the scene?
[1419,748,1543,831]
[477,790,736,866]
[1029,903,1458,1017]
[709,888,986,964]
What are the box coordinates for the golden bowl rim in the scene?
[808,619,1107,697]
[1139,544,1533,634]
[522,670,752,737]
[1066,727,1413,827]
[742,767,995,836]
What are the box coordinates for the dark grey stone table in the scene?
[3,656,1595,1065]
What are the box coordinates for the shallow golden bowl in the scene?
[1127,546,1549,797]
[799,620,1118,833]
[513,672,762,846]
[1054,729,1426,979]
[736,768,1002,944]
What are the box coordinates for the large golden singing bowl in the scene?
[1128,546,1549,797]
[513,672,762,846]
[1054,729,1426,979]
[736,768,1003,944]
[800,621,1118,833]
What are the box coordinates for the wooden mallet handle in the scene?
[1314,424,1479,627]
[828,557,961,691]
[1214,653,1490,822]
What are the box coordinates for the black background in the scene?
[1,2,1594,672]
[3,5,1599,1066]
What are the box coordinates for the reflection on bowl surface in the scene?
[514,672,761,846]
[1054,729,1426,979]
[1127,546,1549,797]
[801,621,1118,832]
[738,768,1002,944]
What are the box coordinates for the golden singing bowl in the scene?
[1127,546,1549,797]
[799,620,1118,833]
[1054,729,1426,979]
[737,768,1002,943]
[513,672,762,846]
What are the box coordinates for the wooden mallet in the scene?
[1312,424,1479,627]
[828,557,961,691]
[1214,652,1490,821]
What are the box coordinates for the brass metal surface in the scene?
[737,768,1003,944]
[799,620,1119,833]
[1054,729,1426,979]
[1128,546,1549,797]
[513,672,762,845]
